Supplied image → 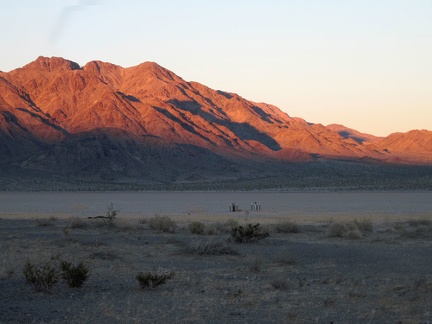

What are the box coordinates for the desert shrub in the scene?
[215,219,240,233]
[60,260,90,288]
[344,229,363,240]
[203,224,218,235]
[189,221,205,235]
[104,203,118,225]
[408,219,432,227]
[328,222,346,238]
[328,222,364,239]
[136,271,174,289]
[185,238,236,255]
[148,215,177,233]
[401,225,432,239]
[354,218,373,232]
[36,218,55,227]
[270,277,290,290]
[275,251,297,265]
[274,221,300,233]
[69,217,88,229]
[393,223,405,231]
[23,261,59,292]
[231,223,269,243]
[249,256,263,272]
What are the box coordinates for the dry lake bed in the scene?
[1,190,431,323]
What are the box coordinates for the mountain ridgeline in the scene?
[1,56,431,190]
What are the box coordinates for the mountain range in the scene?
[1,56,431,188]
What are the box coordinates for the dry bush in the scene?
[36,218,55,227]
[393,223,405,232]
[203,224,218,235]
[69,217,88,229]
[354,218,373,232]
[216,219,239,233]
[60,260,90,288]
[189,221,205,235]
[23,260,59,293]
[274,221,301,234]
[249,256,263,272]
[231,223,269,243]
[270,276,291,290]
[184,238,236,255]
[136,271,174,289]
[148,215,176,233]
[328,222,347,238]
[328,221,363,239]
[275,251,297,265]
[407,219,432,227]
[344,229,363,240]
[401,225,432,239]
[105,202,118,225]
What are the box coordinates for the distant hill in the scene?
[1,56,431,188]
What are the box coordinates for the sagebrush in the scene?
[189,221,205,234]
[185,238,236,255]
[231,223,269,243]
[148,215,177,233]
[23,261,59,292]
[136,271,175,289]
[60,260,90,288]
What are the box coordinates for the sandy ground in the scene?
[1,190,431,221]
[1,191,431,323]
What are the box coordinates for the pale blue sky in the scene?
[1,0,431,136]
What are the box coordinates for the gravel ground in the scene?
[1,216,431,323]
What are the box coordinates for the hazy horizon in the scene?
[1,0,431,136]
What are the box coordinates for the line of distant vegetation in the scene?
[1,162,431,192]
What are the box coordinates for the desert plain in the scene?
[1,190,431,323]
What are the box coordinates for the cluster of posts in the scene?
[229,202,261,212]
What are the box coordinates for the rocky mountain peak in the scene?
[21,56,81,72]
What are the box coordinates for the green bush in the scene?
[60,260,90,288]
[136,271,175,289]
[189,221,205,234]
[23,261,59,292]
[231,223,269,243]
[148,215,177,233]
